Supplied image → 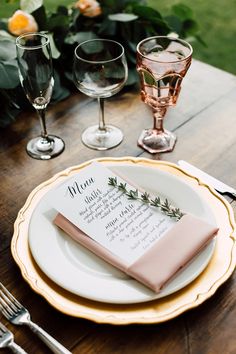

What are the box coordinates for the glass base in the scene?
[82,125,123,150]
[138,128,176,153]
[26,135,65,160]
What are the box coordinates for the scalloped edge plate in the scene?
[11,157,236,324]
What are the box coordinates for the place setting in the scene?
[11,156,236,324]
[8,30,236,327]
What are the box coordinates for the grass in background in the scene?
[148,0,236,75]
[1,0,235,74]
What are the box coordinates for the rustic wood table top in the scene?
[1,59,236,354]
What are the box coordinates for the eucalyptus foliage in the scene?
[0,0,200,127]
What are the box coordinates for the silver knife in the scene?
[178,160,236,198]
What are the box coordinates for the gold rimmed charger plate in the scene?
[11,157,236,324]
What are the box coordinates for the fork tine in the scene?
[0,290,19,312]
[0,298,15,320]
[0,285,23,321]
[0,290,21,311]
[0,322,7,333]
[0,283,22,308]
[0,290,19,314]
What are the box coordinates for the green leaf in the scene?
[32,5,48,30]
[98,18,117,36]
[64,70,73,83]
[0,59,19,89]
[108,13,138,22]
[126,67,138,86]
[0,30,15,40]
[139,68,156,86]
[149,17,170,32]
[165,15,183,35]
[20,0,43,13]
[52,69,70,102]
[132,5,170,34]
[64,34,78,46]
[133,5,162,19]
[102,0,117,7]
[0,20,8,32]
[47,33,61,59]
[125,49,136,65]
[171,4,193,20]
[65,31,98,45]
[0,94,20,127]
[194,34,207,47]
[183,19,199,36]
[47,14,69,31]
[0,40,16,61]
[102,0,122,13]
[82,39,104,54]
[71,8,80,26]
[57,6,68,16]
[75,31,99,44]
[126,40,137,53]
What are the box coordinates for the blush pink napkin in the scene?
[54,213,218,293]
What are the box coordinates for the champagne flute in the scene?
[73,38,128,150]
[16,33,65,160]
[137,36,192,153]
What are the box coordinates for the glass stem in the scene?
[35,108,53,152]
[153,107,167,132]
[37,108,48,139]
[98,97,106,132]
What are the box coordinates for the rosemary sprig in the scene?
[108,177,184,221]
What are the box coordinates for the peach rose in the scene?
[74,0,102,18]
[8,10,38,36]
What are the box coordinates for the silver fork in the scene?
[0,283,71,354]
[0,321,27,353]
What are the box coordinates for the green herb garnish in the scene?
[108,177,184,221]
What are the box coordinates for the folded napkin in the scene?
[54,213,218,293]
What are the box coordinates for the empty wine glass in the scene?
[73,38,128,150]
[137,36,192,153]
[16,33,65,160]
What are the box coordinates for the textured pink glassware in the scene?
[137,36,192,153]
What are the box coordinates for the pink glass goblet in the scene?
[137,36,192,153]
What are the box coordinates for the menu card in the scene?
[50,162,175,266]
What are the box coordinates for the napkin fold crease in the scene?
[54,213,218,293]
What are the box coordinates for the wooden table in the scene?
[1,60,236,353]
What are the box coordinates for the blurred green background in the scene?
[1,0,235,74]
[148,0,236,75]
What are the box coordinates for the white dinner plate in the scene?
[28,163,216,304]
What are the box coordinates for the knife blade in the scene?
[178,160,236,198]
